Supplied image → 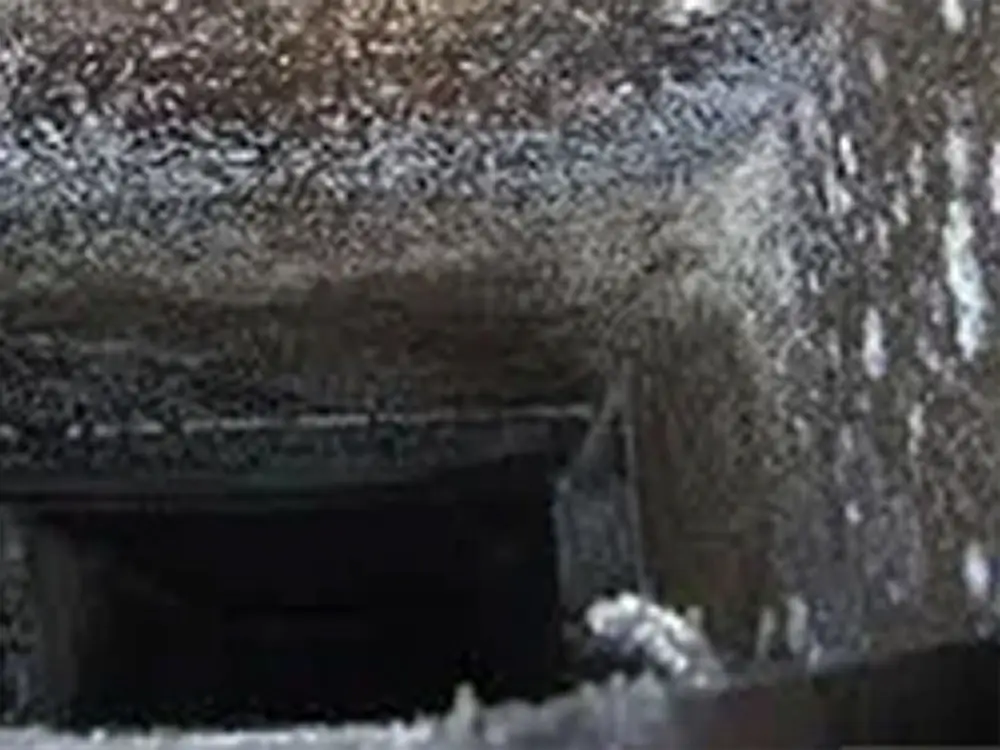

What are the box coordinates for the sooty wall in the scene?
[7,454,566,728]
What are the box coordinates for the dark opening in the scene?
[14,454,569,729]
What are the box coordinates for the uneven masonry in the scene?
[1,0,998,734]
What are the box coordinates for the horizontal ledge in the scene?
[0,403,593,446]
[1,405,592,510]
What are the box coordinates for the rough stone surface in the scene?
[1,0,999,728]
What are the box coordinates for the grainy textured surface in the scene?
[0,676,691,750]
[1,0,999,728]
[0,674,825,750]
[1,639,997,747]
[0,0,822,411]
[737,0,1000,660]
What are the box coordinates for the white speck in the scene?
[864,40,889,84]
[891,185,910,225]
[963,541,992,602]
[806,269,822,293]
[683,605,705,631]
[837,422,855,455]
[825,168,854,216]
[875,215,892,257]
[942,197,990,361]
[862,307,888,378]
[838,134,860,177]
[845,502,863,525]
[940,0,967,32]
[916,334,944,372]
[755,606,778,659]
[944,127,972,189]
[990,140,1000,215]
[941,120,990,362]
[659,0,729,23]
[148,41,178,61]
[927,278,950,327]
[785,594,811,657]
[826,329,843,367]
[907,403,925,457]
[885,580,907,604]
[792,415,813,447]
[907,144,927,196]
[806,643,827,669]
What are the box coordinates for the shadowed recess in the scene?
[6,454,570,729]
